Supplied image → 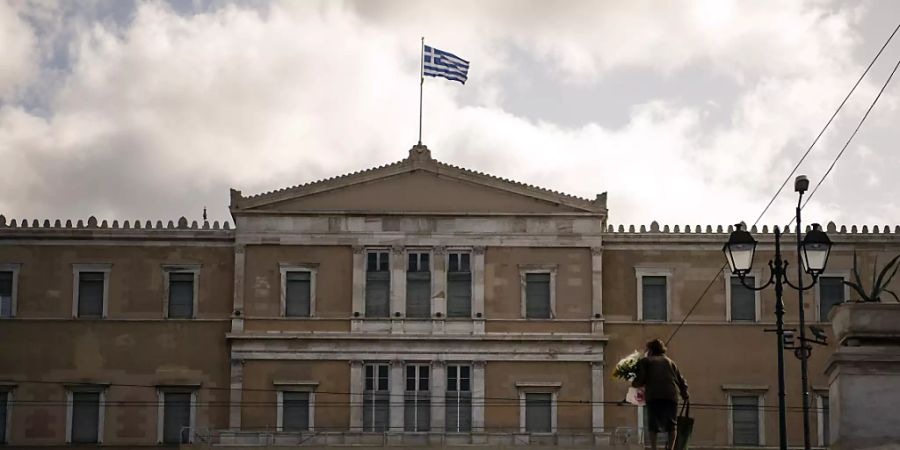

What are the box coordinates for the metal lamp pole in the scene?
[724,176,832,450]
[730,226,790,450]
[794,177,813,450]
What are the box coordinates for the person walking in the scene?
[632,339,689,450]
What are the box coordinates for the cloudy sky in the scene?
[1,0,899,228]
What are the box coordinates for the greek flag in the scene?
[423,45,469,84]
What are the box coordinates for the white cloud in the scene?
[1,0,899,229]
[0,1,37,99]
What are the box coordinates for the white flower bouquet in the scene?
[612,350,645,406]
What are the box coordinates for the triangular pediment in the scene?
[231,145,606,216]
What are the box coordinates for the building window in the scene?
[446,365,472,432]
[363,364,389,432]
[525,393,553,433]
[818,276,846,321]
[730,395,762,446]
[406,252,432,318]
[520,265,557,319]
[729,275,758,321]
[74,264,111,318]
[164,267,199,319]
[280,265,317,318]
[158,389,195,444]
[447,253,472,318]
[636,269,671,321]
[404,364,430,431]
[517,382,559,434]
[279,391,312,431]
[365,252,390,318]
[818,393,830,446]
[0,389,10,444]
[0,265,19,318]
[67,388,104,444]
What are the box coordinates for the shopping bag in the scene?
[625,386,645,406]
[673,401,694,450]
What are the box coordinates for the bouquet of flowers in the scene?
[612,351,641,381]
[612,350,645,406]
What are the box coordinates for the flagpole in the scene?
[418,36,424,145]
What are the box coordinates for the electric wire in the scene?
[753,20,900,227]
[798,55,900,214]
[666,21,900,345]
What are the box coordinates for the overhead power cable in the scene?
[754,20,900,226]
[799,56,900,213]
[667,20,900,345]
[1,378,824,412]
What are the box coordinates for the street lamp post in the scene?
[722,176,833,450]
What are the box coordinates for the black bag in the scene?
[673,401,694,450]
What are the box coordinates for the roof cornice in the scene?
[230,144,608,215]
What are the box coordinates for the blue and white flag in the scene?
[423,45,469,84]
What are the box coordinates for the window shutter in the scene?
[285,272,312,317]
[819,277,845,321]
[642,276,667,321]
[365,272,390,318]
[282,392,310,431]
[822,395,830,444]
[406,272,431,318]
[71,392,100,443]
[525,393,552,433]
[163,392,192,444]
[168,273,194,319]
[447,272,472,318]
[0,271,12,318]
[78,272,105,317]
[732,396,759,445]
[525,273,551,319]
[730,276,756,321]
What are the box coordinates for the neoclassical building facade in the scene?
[1,145,897,447]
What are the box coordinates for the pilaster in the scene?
[591,361,605,433]
[232,244,246,331]
[351,246,365,318]
[472,360,486,432]
[430,360,446,431]
[389,359,405,432]
[228,358,243,429]
[473,246,486,334]
[349,360,363,431]
[390,246,406,321]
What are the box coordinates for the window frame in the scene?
[274,381,318,432]
[635,268,673,322]
[0,264,20,319]
[72,264,111,319]
[516,382,560,434]
[162,265,200,320]
[815,272,850,322]
[279,263,318,318]
[405,250,433,319]
[156,386,198,444]
[519,265,558,319]
[445,364,472,433]
[362,363,390,432]
[364,249,392,318]
[65,385,106,444]
[724,270,761,322]
[724,388,766,447]
[446,250,473,319]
